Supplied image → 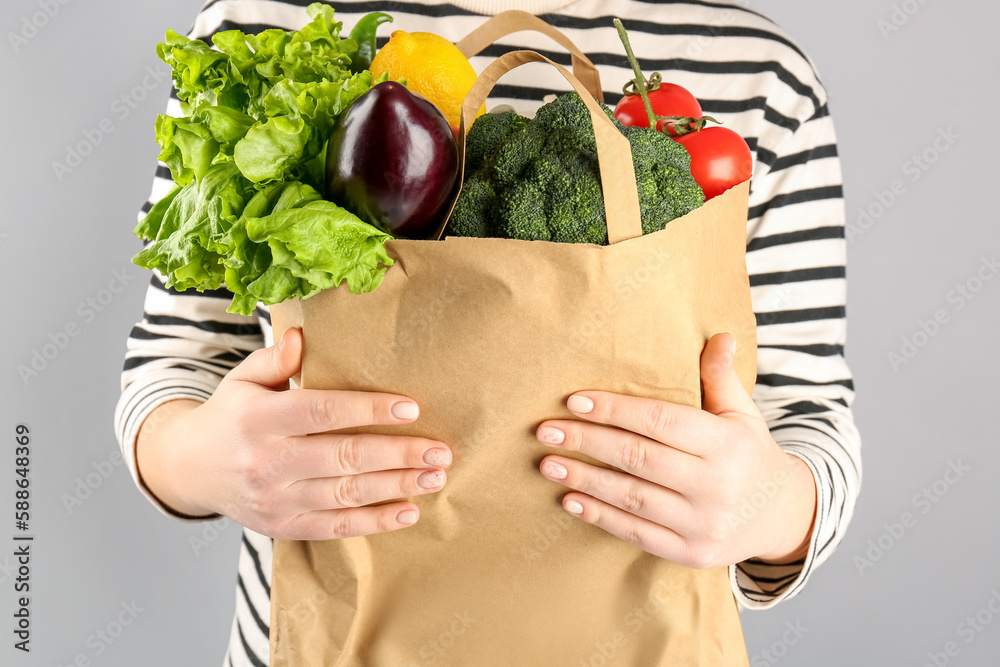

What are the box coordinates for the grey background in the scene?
[1,0,997,665]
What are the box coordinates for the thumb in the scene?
[700,332,756,416]
[228,326,303,388]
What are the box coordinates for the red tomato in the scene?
[673,126,753,200]
[614,82,702,135]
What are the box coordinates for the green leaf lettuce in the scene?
[135,2,396,315]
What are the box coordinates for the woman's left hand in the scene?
[537,332,818,569]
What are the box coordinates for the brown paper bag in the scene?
[455,9,605,103]
[268,35,755,667]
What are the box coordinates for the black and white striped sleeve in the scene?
[731,58,862,609]
[112,12,267,523]
[112,269,265,522]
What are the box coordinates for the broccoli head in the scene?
[446,92,704,245]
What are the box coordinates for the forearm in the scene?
[135,398,216,518]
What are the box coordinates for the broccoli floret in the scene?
[532,90,617,138]
[543,157,607,244]
[491,123,544,188]
[446,92,704,244]
[464,110,529,174]
[448,173,495,238]
[498,176,551,241]
[621,125,705,235]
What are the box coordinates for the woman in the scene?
[115,1,861,664]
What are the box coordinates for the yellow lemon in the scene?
[370,30,485,134]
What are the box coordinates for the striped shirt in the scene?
[113,1,863,665]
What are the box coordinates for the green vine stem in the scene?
[615,18,726,137]
[614,18,658,128]
[623,71,663,97]
[659,115,722,137]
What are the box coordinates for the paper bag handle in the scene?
[456,10,604,103]
[451,50,642,244]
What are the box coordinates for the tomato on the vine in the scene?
[612,18,752,200]
[614,79,702,135]
[673,125,753,201]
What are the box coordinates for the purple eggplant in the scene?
[325,81,459,239]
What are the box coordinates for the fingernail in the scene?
[541,460,568,480]
[730,337,737,358]
[417,469,445,489]
[567,394,594,414]
[391,402,419,420]
[276,329,287,352]
[423,448,451,467]
[565,500,584,515]
[537,426,565,445]
[397,509,418,525]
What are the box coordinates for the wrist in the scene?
[755,452,817,563]
[135,398,216,518]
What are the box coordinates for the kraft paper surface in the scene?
[267,15,756,667]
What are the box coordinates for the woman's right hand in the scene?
[135,326,450,540]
